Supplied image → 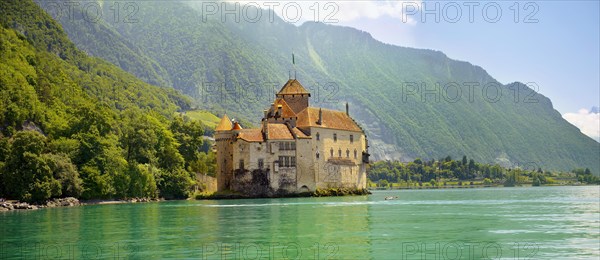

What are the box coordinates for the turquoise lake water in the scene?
[1,186,598,259]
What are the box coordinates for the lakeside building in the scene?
[215,79,369,195]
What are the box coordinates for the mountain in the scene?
[0,0,218,202]
[36,0,600,174]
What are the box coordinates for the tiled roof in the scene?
[232,122,243,130]
[292,127,310,138]
[237,129,264,142]
[215,114,232,131]
[268,98,297,118]
[267,123,294,140]
[276,79,310,96]
[296,107,363,132]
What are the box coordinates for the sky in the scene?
[253,0,599,141]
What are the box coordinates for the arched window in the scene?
[354,149,357,159]
[316,132,320,141]
[333,133,337,142]
[330,148,333,157]
[338,149,342,157]
[346,149,350,158]
[316,151,320,159]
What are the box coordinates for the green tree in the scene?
[483,178,492,185]
[1,131,62,202]
[44,153,83,197]
[429,179,437,187]
[128,163,158,198]
[157,168,194,199]
[170,116,204,171]
[378,179,389,188]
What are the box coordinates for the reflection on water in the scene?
[1,186,598,259]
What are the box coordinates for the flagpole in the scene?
[292,52,296,79]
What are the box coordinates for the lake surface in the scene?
[1,186,598,259]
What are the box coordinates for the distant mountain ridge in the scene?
[36,0,600,173]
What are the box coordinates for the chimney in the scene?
[346,102,349,115]
[277,105,282,117]
[317,108,322,125]
[263,117,269,139]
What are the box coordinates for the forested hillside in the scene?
[0,0,216,202]
[36,0,599,174]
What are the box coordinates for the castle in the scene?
[214,79,369,195]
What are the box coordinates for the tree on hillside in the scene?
[1,131,62,202]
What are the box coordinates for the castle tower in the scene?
[276,79,311,114]
[215,114,233,191]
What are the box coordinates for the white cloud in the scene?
[334,1,417,24]
[563,108,600,142]
[223,1,418,25]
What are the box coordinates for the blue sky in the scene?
[242,0,599,140]
[271,0,599,140]
[335,1,599,115]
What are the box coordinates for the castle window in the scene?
[354,149,357,159]
[239,159,244,170]
[316,132,320,140]
[316,152,320,159]
[346,149,350,158]
[338,149,342,157]
[258,159,264,169]
[279,156,285,167]
[333,133,337,142]
[330,148,333,157]
[278,142,296,151]
[277,156,295,167]
[350,135,354,143]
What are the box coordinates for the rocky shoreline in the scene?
[196,188,372,200]
[0,197,162,212]
[0,197,81,211]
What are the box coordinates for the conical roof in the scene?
[215,114,232,131]
[277,79,310,96]
[232,122,243,130]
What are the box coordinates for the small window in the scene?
[291,157,296,167]
[279,156,284,166]
[333,133,337,142]
[239,159,244,170]
[258,159,264,169]
[316,152,320,159]
[338,149,342,157]
[291,142,296,150]
[350,135,354,143]
[330,148,333,157]
[354,149,357,159]
[346,149,350,158]
[279,142,284,150]
[316,132,320,141]
[284,156,289,167]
